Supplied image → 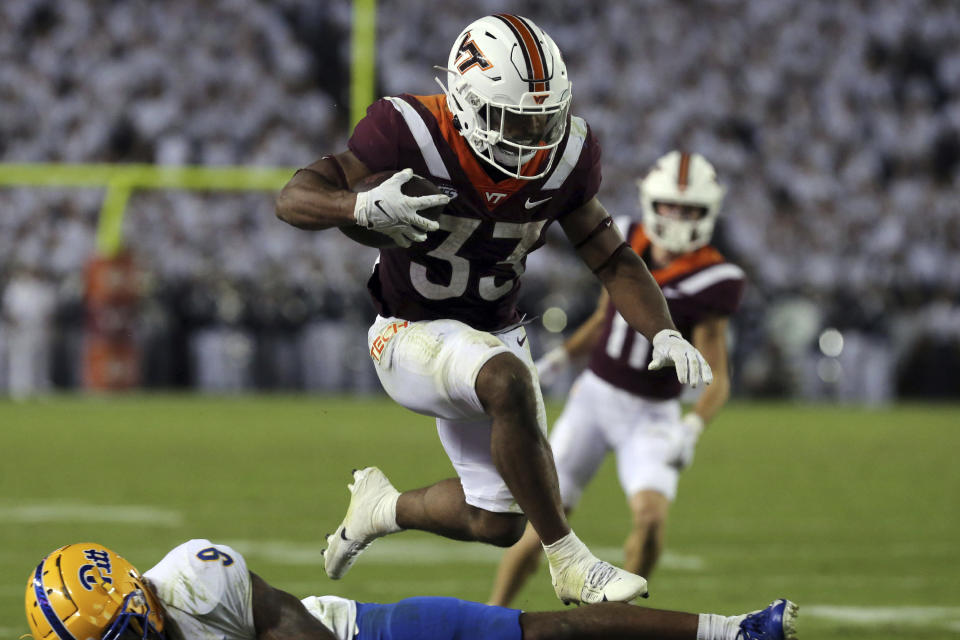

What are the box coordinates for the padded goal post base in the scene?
[82,252,140,391]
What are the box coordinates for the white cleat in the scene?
[322,467,401,580]
[552,557,649,605]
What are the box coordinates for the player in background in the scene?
[489,151,745,607]
[276,15,713,604]
[24,540,798,640]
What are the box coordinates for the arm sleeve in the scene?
[699,274,747,316]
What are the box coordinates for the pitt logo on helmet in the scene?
[79,548,114,590]
[25,543,165,640]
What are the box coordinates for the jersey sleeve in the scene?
[690,265,747,317]
[347,97,416,173]
[301,595,358,640]
[143,539,254,637]
[556,120,602,216]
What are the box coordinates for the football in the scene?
[339,170,446,248]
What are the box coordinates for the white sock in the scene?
[542,531,593,575]
[373,489,402,535]
[696,613,745,640]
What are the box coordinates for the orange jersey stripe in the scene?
[628,225,724,285]
[411,94,549,206]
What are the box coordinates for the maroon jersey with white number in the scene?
[347,93,602,331]
[588,220,746,399]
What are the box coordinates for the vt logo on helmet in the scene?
[436,14,572,180]
[26,543,165,640]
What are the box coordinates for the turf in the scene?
[3,396,958,638]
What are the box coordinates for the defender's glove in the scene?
[353,169,446,247]
[535,347,570,386]
[674,412,704,470]
[648,329,713,387]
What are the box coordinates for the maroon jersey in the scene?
[588,220,746,399]
[348,93,602,331]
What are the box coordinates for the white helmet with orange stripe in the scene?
[639,151,727,253]
[436,14,572,180]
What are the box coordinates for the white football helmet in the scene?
[639,151,727,252]
[436,14,572,180]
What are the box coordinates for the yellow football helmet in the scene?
[25,543,165,640]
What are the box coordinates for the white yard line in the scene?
[806,605,960,630]
[0,503,183,526]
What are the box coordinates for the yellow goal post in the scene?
[0,163,298,258]
[0,0,378,257]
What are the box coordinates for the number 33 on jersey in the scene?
[348,92,602,332]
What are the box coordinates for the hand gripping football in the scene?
[340,170,446,248]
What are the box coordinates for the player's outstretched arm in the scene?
[560,197,711,386]
[560,197,675,341]
[563,288,610,359]
[690,316,732,421]
[250,572,338,640]
[672,316,732,468]
[275,151,373,230]
[535,288,608,385]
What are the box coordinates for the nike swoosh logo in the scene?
[369,200,390,228]
[517,335,527,347]
[524,196,552,210]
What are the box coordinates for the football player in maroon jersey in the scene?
[276,15,712,605]
[488,151,745,607]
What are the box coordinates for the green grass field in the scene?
[3,396,958,638]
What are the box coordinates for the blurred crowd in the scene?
[1,0,958,400]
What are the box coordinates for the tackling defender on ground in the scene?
[25,539,799,640]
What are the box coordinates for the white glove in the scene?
[648,329,713,387]
[673,412,704,470]
[353,169,447,248]
[534,347,570,386]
